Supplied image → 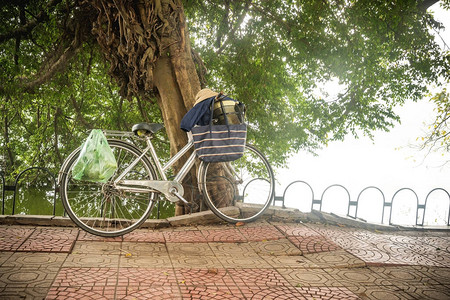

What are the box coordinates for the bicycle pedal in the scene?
[187,202,199,213]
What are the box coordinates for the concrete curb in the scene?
[1,207,449,232]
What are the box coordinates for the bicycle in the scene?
[58,124,275,237]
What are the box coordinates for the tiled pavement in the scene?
[0,221,449,299]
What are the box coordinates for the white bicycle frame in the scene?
[113,133,200,204]
[58,130,236,206]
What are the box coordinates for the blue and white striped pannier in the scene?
[191,124,247,162]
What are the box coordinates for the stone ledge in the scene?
[141,218,171,229]
[1,207,449,232]
[167,208,234,226]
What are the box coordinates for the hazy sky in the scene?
[276,4,449,225]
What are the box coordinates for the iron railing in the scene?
[276,180,450,226]
[1,168,449,226]
[1,167,58,215]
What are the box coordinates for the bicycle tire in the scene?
[60,139,158,237]
[199,144,275,223]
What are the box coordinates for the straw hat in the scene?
[194,88,219,106]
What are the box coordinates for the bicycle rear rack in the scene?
[102,130,135,138]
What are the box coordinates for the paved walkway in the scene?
[0,220,449,299]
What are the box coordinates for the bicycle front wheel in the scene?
[200,144,275,223]
[60,139,158,237]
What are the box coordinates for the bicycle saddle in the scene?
[132,123,164,136]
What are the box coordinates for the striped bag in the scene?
[191,123,247,162]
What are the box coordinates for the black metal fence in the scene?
[275,180,450,226]
[1,168,449,227]
[0,168,58,215]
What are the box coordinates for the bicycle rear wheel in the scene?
[200,144,275,223]
[60,139,158,237]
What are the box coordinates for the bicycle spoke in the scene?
[60,139,157,237]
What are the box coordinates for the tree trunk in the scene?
[153,2,202,215]
[89,0,202,215]
[153,54,199,215]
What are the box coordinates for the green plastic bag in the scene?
[71,129,118,183]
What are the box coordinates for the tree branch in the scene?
[0,0,62,44]
[22,36,82,92]
[215,0,230,48]
[216,0,252,54]
[70,95,93,129]
[418,0,439,11]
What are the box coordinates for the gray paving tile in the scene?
[208,242,257,258]
[249,238,302,256]
[0,266,59,288]
[277,268,343,287]
[166,242,214,257]
[120,242,168,257]
[304,250,367,268]
[0,252,13,266]
[220,256,272,269]
[63,254,119,268]
[2,252,67,269]
[393,284,450,300]
[70,241,122,255]
[170,255,223,268]
[262,255,319,269]
[119,255,173,268]
[325,267,393,286]
[0,286,49,300]
[347,285,416,300]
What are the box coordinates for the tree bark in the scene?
[152,3,202,214]
[89,0,202,215]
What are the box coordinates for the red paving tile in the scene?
[237,225,285,242]
[52,268,118,287]
[117,286,181,299]
[117,268,178,286]
[247,286,307,299]
[77,231,123,242]
[163,230,207,243]
[175,268,234,287]
[29,228,79,240]
[0,222,448,299]
[179,285,242,299]
[0,227,34,251]
[249,286,360,299]
[200,228,247,242]
[7,227,79,253]
[228,268,291,288]
[46,286,116,300]
[17,238,75,252]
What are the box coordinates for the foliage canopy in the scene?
[0,0,448,180]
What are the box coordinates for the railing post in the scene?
[356,186,385,223]
[390,188,419,226]
[282,180,314,211]
[423,188,450,226]
[13,167,57,216]
[320,184,350,215]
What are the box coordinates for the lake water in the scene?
[1,186,175,219]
